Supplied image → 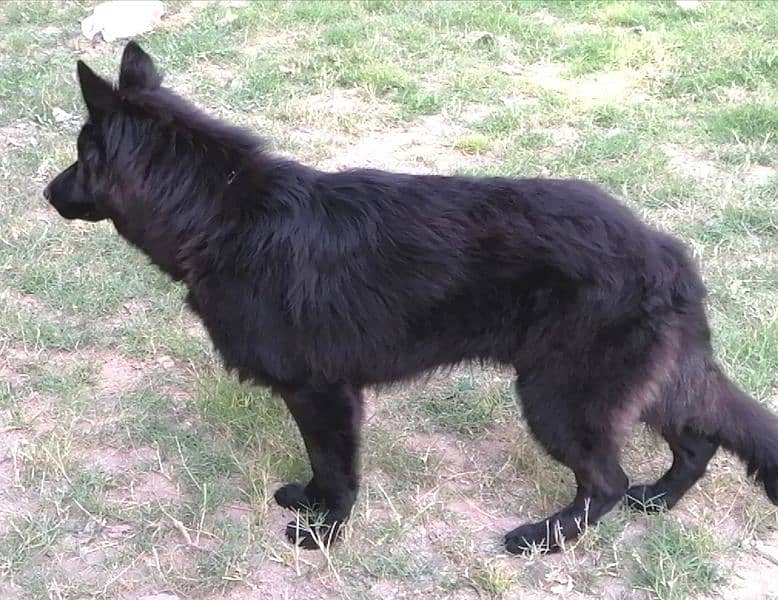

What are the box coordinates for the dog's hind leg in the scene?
[626,426,718,512]
[275,383,363,549]
[505,377,630,554]
[626,347,778,510]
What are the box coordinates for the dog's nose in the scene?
[43,186,51,201]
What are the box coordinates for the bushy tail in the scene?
[709,369,778,504]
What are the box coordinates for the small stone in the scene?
[497,64,522,76]
[156,355,175,369]
[52,107,74,123]
[104,523,134,539]
[675,0,701,10]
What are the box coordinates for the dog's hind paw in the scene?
[285,519,342,550]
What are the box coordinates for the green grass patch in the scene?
[366,428,437,489]
[467,559,517,598]
[8,224,170,316]
[555,31,655,76]
[475,108,527,136]
[454,134,491,154]
[683,206,777,245]
[228,58,289,109]
[598,1,698,29]
[0,55,82,125]
[0,511,64,579]
[0,300,92,351]
[0,1,82,26]
[416,376,514,435]
[141,4,242,70]
[633,517,724,600]
[705,104,778,143]
[28,361,95,398]
[195,372,307,474]
[712,307,777,399]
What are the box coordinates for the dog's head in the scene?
[43,42,162,223]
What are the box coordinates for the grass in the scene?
[0,1,776,599]
[0,511,64,576]
[466,559,518,597]
[415,375,516,435]
[633,517,724,600]
[705,104,778,143]
[454,133,491,155]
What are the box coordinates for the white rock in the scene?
[81,1,165,43]
[52,107,74,123]
[156,355,175,369]
[675,0,701,10]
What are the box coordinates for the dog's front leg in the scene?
[275,383,363,549]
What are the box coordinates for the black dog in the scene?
[45,42,778,554]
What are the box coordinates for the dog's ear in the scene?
[77,60,117,118]
[119,41,162,90]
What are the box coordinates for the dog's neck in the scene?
[105,100,268,282]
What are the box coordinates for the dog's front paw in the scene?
[504,521,563,555]
[274,482,309,510]
[285,519,343,550]
[274,481,326,512]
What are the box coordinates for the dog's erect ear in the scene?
[119,41,162,90]
[77,60,117,118]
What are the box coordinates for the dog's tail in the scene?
[705,367,778,504]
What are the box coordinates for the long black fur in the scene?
[45,42,778,553]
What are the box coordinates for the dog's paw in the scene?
[625,485,668,513]
[285,519,342,550]
[504,522,563,555]
[274,482,326,512]
[274,483,309,510]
